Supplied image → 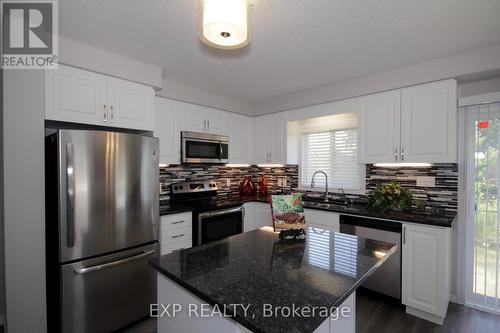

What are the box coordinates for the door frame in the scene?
[460,92,500,312]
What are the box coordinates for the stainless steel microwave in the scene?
[181,131,229,163]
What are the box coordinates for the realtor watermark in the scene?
[150,303,352,320]
[1,0,58,69]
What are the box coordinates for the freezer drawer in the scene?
[61,243,158,333]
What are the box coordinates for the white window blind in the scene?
[301,128,362,190]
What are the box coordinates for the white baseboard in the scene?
[406,306,445,325]
[450,294,457,304]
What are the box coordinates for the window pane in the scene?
[301,129,362,190]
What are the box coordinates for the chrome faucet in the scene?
[339,187,353,205]
[311,171,329,202]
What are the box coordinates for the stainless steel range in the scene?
[170,180,244,246]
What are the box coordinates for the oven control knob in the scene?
[180,185,184,190]
[174,186,178,190]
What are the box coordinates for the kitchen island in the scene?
[150,226,397,333]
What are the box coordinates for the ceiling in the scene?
[60,0,500,103]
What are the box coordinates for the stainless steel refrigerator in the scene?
[45,129,159,333]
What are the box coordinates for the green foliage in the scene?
[272,194,303,213]
[474,118,499,247]
[368,182,413,212]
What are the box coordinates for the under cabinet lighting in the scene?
[159,163,169,168]
[257,164,285,168]
[225,163,251,167]
[373,163,432,168]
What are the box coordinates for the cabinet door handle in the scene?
[395,148,398,162]
[208,120,210,131]
[110,105,114,123]
[103,105,107,123]
[172,233,185,239]
[171,220,185,225]
[401,148,405,161]
[403,226,406,244]
[203,120,206,131]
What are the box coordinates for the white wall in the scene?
[3,70,46,333]
[255,43,500,115]
[0,69,5,326]
[157,79,255,116]
[59,37,162,88]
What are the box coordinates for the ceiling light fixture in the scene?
[199,0,250,49]
[373,163,432,168]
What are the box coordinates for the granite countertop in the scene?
[301,201,456,228]
[160,194,456,228]
[150,226,397,333]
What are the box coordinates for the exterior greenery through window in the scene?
[301,128,362,191]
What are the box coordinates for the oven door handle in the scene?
[198,206,244,219]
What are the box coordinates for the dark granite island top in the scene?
[150,227,397,333]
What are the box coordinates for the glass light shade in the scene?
[200,0,249,49]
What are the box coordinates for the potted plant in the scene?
[368,182,413,212]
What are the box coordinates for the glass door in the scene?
[465,102,500,312]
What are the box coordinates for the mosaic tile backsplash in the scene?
[159,163,458,212]
[159,164,299,206]
[365,163,458,212]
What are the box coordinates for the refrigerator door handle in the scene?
[73,250,155,274]
[66,142,75,247]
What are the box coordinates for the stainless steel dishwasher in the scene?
[339,215,401,300]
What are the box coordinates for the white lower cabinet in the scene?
[160,212,193,255]
[402,223,451,324]
[304,209,340,232]
[243,202,273,231]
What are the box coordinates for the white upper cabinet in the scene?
[45,65,155,131]
[271,113,287,164]
[154,97,253,165]
[254,113,287,164]
[228,113,253,164]
[401,80,457,162]
[358,79,457,164]
[207,109,227,134]
[358,90,402,163]
[254,116,272,164]
[178,104,227,134]
[154,97,182,165]
[45,65,108,126]
[107,77,154,131]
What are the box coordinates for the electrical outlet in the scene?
[277,178,287,187]
[226,179,231,187]
[416,176,435,187]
